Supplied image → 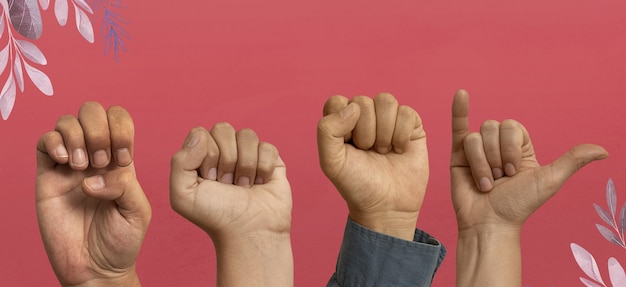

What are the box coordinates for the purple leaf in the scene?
[74,5,93,43]
[23,61,52,96]
[620,202,626,239]
[580,277,606,287]
[0,72,16,120]
[39,0,49,10]
[595,204,615,229]
[73,0,92,14]
[596,224,625,248]
[55,0,68,26]
[0,45,9,74]
[572,243,606,284]
[608,258,626,287]
[8,0,43,39]
[13,56,23,92]
[15,39,46,65]
[608,178,617,216]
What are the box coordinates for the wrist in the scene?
[348,210,419,241]
[62,267,141,287]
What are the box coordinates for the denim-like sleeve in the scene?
[327,218,446,287]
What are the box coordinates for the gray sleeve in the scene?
[327,218,446,287]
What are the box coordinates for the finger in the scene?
[234,128,259,187]
[199,130,219,181]
[82,170,151,228]
[499,119,525,176]
[480,120,503,179]
[256,142,279,184]
[323,95,351,142]
[170,129,207,197]
[392,105,418,153]
[55,115,88,170]
[107,106,135,167]
[350,96,376,150]
[537,144,609,200]
[210,122,237,184]
[36,131,69,173]
[463,132,494,192]
[317,103,360,177]
[452,89,470,153]
[78,102,111,169]
[373,93,398,154]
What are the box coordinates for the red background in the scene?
[1,0,625,286]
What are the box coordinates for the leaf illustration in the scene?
[73,0,92,14]
[608,178,617,216]
[0,11,5,39]
[8,0,43,39]
[55,0,68,26]
[0,72,16,120]
[38,0,48,10]
[620,202,626,239]
[572,243,606,284]
[23,61,52,95]
[15,39,46,65]
[13,56,23,92]
[608,258,626,287]
[580,277,606,287]
[74,5,93,43]
[596,224,625,248]
[0,45,9,74]
[596,204,615,228]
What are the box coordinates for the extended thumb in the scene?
[543,144,608,193]
[317,103,360,174]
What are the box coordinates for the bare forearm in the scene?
[214,232,294,287]
[456,226,521,287]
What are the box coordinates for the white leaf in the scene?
[0,45,9,74]
[0,72,16,120]
[54,0,67,26]
[609,258,626,287]
[72,0,92,14]
[0,11,5,39]
[608,178,617,216]
[74,5,93,43]
[23,61,52,95]
[15,39,46,65]
[580,277,606,287]
[572,243,605,284]
[38,0,49,10]
[13,56,23,92]
[0,0,8,12]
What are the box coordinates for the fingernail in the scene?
[208,168,217,181]
[187,132,200,147]
[56,145,68,159]
[116,148,132,166]
[492,168,504,179]
[220,173,234,184]
[504,163,516,175]
[85,175,105,191]
[255,177,264,184]
[393,147,403,154]
[237,176,250,187]
[376,146,391,154]
[339,104,355,119]
[72,149,88,168]
[93,150,108,168]
[479,177,492,191]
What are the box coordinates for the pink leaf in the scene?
[23,61,52,95]
[0,72,16,120]
[38,0,48,10]
[0,44,9,74]
[74,5,93,43]
[13,56,23,92]
[609,258,626,287]
[572,243,606,285]
[73,0,92,14]
[54,0,67,26]
[580,277,606,287]
[15,39,46,65]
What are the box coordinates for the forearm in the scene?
[456,226,521,287]
[214,232,293,287]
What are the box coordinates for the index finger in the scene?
[452,89,470,152]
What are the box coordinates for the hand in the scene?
[317,93,428,240]
[36,102,151,287]
[170,123,293,287]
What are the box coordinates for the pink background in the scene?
[1,0,625,286]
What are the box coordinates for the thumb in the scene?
[538,144,608,198]
[317,103,360,176]
[170,130,207,205]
